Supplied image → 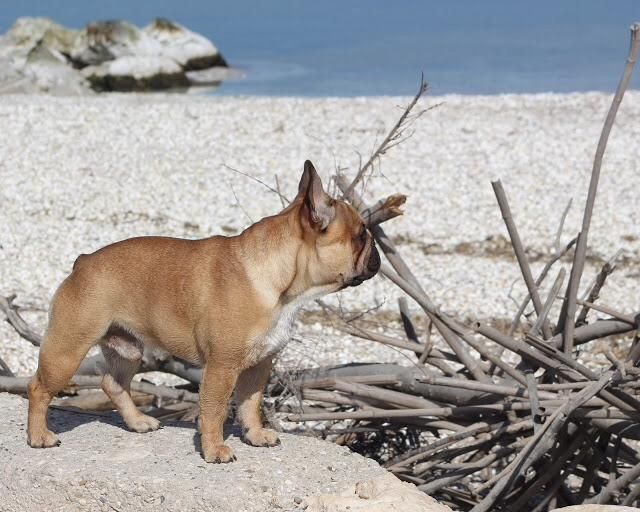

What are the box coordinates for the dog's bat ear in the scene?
[298,160,315,195]
[299,160,335,230]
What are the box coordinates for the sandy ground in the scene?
[1,91,639,375]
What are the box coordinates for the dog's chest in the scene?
[253,300,302,361]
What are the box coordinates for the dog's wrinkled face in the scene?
[296,161,380,293]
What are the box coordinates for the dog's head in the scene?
[293,160,380,294]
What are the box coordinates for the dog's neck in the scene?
[234,202,328,308]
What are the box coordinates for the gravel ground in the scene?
[1,92,639,375]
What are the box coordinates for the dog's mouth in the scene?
[345,243,380,288]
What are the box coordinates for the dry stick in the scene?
[554,199,573,253]
[274,174,287,209]
[550,318,637,349]
[622,479,640,506]
[418,445,517,495]
[0,375,199,402]
[509,428,589,511]
[587,459,640,504]
[604,436,623,504]
[573,298,637,326]
[412,421,533,475]
[508,236,577,337]
[492,180,552,339]
[527,268,566,432]
[342,75,429,200]
[399,296,420,346]
[491,204,574,379]
[470,373,612,512]
[385,419,524,469]
[530,268,566,338]
[559,230,584,354]
[362,194,408,227]
[301,388,375,408]
[577,431,611,502]
[558,23,640,355]
[576,249,623,326]
[417,375,556,400]
[334,322,458,376]
[53,390,154,411]
[294,374,402,389]
[0,354,15,377]
[222,163,290,204]
[474,322,635,412]
[379,264,489,381]
[331,380,441,409]
[528,436,592,512]
[418,319,433,365]
[0,295,43,346]
[460,327,529,386]
[622,484,640,507]
[286,397,622,423]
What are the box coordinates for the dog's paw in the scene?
[28,429,61,448]
[243,428,280,447]
[126,414,161,433]
[203,443,236,463]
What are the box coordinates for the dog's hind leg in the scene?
[28,287,107,448]
[100,330,160,433]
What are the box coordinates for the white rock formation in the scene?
[0,17,228,94]
[142,18,227,70]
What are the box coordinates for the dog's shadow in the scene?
[48,406,240,456]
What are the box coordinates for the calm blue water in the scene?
[1,1,639,96]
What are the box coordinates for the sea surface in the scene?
[1,0,639,96]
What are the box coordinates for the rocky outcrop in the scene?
[303,472,453,512]
[0,17,229,94]
[0,393,449,512]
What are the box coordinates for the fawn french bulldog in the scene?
[27,160,380,462]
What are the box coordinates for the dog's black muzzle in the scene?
[346,241,381,287]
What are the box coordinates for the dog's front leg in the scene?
[235,357,280,447]
[199,364,239,463]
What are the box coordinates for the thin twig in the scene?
[343,74,429,200]
[0,295,43,346]
[558,22,640,354]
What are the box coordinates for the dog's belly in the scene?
[107,321,202,366]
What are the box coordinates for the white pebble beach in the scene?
[1,91,639,376]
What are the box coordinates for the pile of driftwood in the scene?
[274,23,640,511]
[1,22,639,512]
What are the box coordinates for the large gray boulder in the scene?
[0,17,228,94]
[0,393,449,512]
